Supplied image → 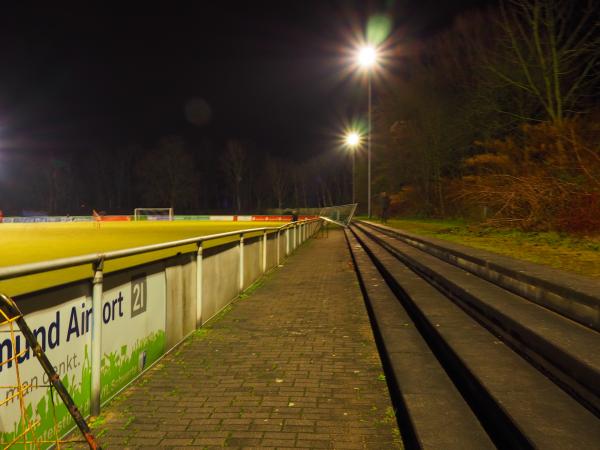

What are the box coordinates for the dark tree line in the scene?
[0,135,352,216]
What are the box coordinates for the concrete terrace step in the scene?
[351,225,600,449]
[355,222,600,414]
[359,220,600,331]
[346,229,494,450]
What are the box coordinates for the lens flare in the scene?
[367,14,393,46]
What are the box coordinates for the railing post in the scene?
[196,243,203,328]
[239,234,245,292]
[286,228,290,255]
[262,230,268,273]
[276,230,281,265]
[91,259,104,417]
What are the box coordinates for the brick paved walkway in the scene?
[84,229,401,449]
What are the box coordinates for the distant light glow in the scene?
[357,46,377,68]
[345,131,361,148]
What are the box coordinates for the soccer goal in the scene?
[133,207,174,221]
[319,203,357,227]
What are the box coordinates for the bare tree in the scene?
[266,157,289,209]
[113,145,139,209]
[41,156,73,214]
[221,140,247,212]
[135,136,199,209]
[495,0,599,123]
[86,145,139,211]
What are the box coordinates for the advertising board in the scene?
[0,265,166,448]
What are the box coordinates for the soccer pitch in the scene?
[0,221,283,297]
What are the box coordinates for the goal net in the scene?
[133,207,174,221]
[319,203,357,227]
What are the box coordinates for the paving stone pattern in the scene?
[81,229,402,449]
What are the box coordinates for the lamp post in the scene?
[357,46,377,218]
[345,131,361,204]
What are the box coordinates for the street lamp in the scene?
[356,45,378,218]
[344,131,362,204]
[358,46,377,67]
[345,131,360,147]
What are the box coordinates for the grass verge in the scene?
[374,218,600,279]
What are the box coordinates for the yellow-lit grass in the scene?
[0,221,283,296]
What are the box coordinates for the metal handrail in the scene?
[0,219,319,281]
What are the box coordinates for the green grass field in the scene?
[0,221,283,297]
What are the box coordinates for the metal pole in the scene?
[276,230,281,265]
[262,230,267,272]
[196,244,203,327]
[352,150,356,204]
[239,235,245,292]
[368,74,372,219]
[91,260,104,417]
[286,228,290,255]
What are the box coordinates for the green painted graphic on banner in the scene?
[0,330,166,449]
[1,267,167,449]
[0,346,91,449]
[100,330,165,400]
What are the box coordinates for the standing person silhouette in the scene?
[380,192,390,224]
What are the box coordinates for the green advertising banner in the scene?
[0,265,167,449]
[0,295,92,447]
[100,269,166,401]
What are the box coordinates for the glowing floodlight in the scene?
[345,131,361,148]
[357,46,377,68]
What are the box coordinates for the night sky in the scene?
[0,1,491,164]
